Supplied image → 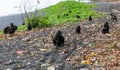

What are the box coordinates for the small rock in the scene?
[41,63,51,67]
[22,37,31,42]
[47,66,55,70]
[112,9,120,13]
[0,57,4,63]
[40,48,47,51]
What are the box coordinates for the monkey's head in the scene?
[105,21,108,25]
[110,13,114,16]
[56,30,62,36]
[22,22,25,25]
[78,25,80,28]
[103,21,109,28]
[10,23,14,27]
[69,10,72,13]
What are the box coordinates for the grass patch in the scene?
[0,30,3,34]
[0,1,104,33]
[41,1,103,25]
[17,25,26,31]
[24,1,104,30]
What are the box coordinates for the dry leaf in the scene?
[16,50,24,54]
[81,60,92,65]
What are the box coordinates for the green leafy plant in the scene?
[17,25,26,31]
[17,1,104,31]
[42,1,103,25]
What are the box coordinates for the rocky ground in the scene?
[0,2,120,70]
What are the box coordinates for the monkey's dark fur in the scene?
[110,13,117,22]
[3,23,17,34]
[76,15,80,19]
[22,22,25,25]
[64,13,69,16]
[76,25,81,34]
[102,21,109,34]
[89,15,92,21]
[53,30,64,47]
[9,23,17,34]
[69,10,72,13]
[3,26,10,34]
[27,23,32,30]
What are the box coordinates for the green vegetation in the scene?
[17,25,26,31]
[0,30,3,34]
[23,1,102,27]
[1,1,104,33]
[41,1,103,25]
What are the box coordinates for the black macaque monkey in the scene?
[76,25,81,34]
[110,13,117,22]
[76,15,80,19]
[9,23,17,34]
[64,13,69,16]
[27,23,32,31]
[3,26,10,34]
[89,15,92,21]
[22,22,25,25]
[3,23,17,34]
[53,30,65,47]
[102,21,109,34]
[69,10,72,13]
